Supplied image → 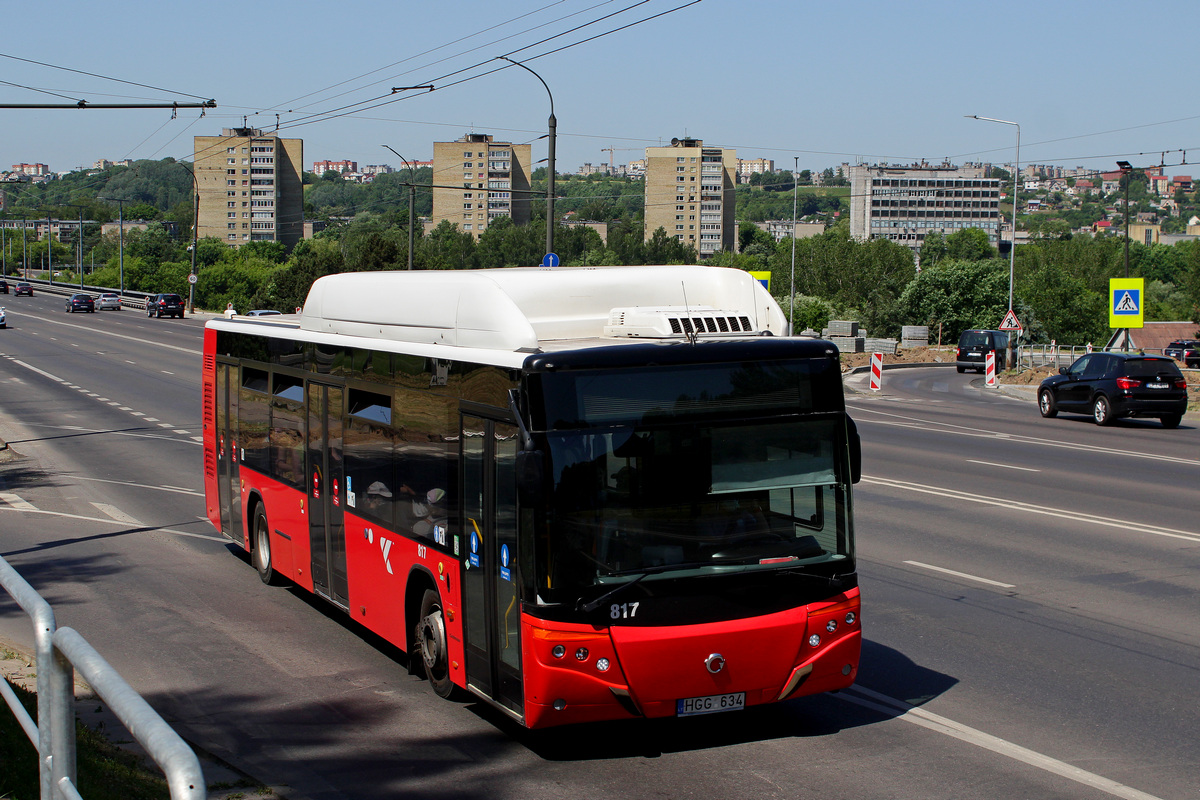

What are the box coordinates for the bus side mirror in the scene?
[847,416,862,484]
[516,450,545,506]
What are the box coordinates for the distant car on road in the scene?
[96,292,121,311]
[147,293,185,318]
[66,293,95,313]
[0,279,7,294]
[245,309,283,317]
[1038,352,1188,428]
[1163,339,1200,361]
[956,329,1010,373]
[14,282,33,296]
[1183,344,1200,369]
[0,306,6,328]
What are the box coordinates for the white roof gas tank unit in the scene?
[603,306,759,338]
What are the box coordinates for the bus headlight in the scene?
[552,645,565,658]
[596,658,611,672]
[826,619,838,633]
[808,634,821,647]
[575,647,589,661]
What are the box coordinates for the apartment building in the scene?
[430,133,531,237]
[643,138,736,257]
[194,128,303,248]
[848,164,1001,251]
[312,159,358,175]
[736,158,774,180]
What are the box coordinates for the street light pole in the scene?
[497,56,555,258]
[966,115,1020,313]
[1116,160,1134,350]
[99,197,127,296]
[1116,161,1132,279]
[382,145,416,270]
[790,155,799,334]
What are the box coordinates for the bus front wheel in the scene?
[253,506,280,585]
[416,589,454,698]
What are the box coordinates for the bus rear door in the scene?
[460,411,523,717]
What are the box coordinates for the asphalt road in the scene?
[2,299,1198,800]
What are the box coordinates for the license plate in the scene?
[1146,382,1168,389]
[968,351,980,356]
[676,692,745,717]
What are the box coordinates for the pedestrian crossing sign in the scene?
[1108,278,1144,328]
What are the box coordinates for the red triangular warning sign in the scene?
[999,309,1022,330]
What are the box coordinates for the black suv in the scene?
[147,293,185,318]
[1163,339,1200,361]
[956,329,1010,373]
[1038,352,1188,428]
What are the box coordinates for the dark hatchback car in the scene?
[15,282,33,296]
[0,279,7,294]
[1039,352,1188,428]
[147,293,185,318]
[65,293,95,313]
[956,329,1010,373]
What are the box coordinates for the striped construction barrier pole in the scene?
[869,352,883,391]
[985,351,997,387]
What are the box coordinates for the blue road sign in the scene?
[542,252,560,267]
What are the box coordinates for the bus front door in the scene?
[307,382,348,609]
[215,362,241,542]
[460,413,523,717]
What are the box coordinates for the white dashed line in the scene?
[903,560,1016,588]
[91,502,142,525]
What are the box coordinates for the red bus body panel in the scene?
[522,587,860,728]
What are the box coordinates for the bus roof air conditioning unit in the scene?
[603,306,757,338]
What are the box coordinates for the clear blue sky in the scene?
[2,0,1196,180]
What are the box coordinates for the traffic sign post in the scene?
[541,253,560,268]
[985,352,997,388]
[869,352,883,391]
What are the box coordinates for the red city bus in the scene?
[202,265,862,728]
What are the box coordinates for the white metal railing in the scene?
[0,555,206,799]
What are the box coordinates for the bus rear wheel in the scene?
[416,589,454,698]
[253,506,280,585]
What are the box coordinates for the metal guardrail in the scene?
[2,277,153,310]
[1019,344,1199,375]
[0,555,206,800]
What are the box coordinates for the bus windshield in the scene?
[539,416,851,600]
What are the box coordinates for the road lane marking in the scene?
[0,492,37,510]
[838,686,1165,800]
[966,459,1040,472]
[91,503,142,525]
[73,476,202,496]
[19,316,201,356]
[863,476,1200,544]
[0,505,223,542]
[902,560,1015,588]
[847,404,1200,467]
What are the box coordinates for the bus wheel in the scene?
[416,589,454,698]
[253,506,279,585]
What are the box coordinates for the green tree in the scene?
[944,227,996,261]
[897,259,1010,341]
[1020,260,1107,343]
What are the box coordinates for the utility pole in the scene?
[100,197,127,295]
[382,145,417,269]
[46,214,52,286]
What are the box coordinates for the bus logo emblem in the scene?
[705,653,726,674]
